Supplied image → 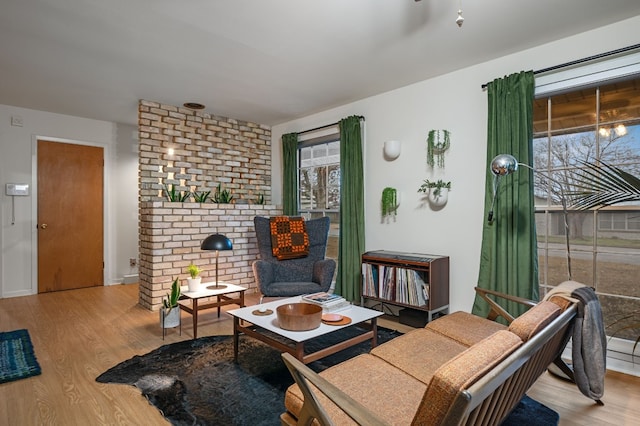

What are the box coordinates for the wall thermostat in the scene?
[6,183,30,196]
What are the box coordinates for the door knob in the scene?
[40,223,48,229]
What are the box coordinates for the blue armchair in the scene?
[252,216,336,297]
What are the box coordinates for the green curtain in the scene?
[282,132,298,216]
[336,116,365,302]
[472,71,538,319]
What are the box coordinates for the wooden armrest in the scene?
[281,353,390,426]
[474,287,537,324]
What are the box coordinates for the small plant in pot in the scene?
[192,190,211,203]
[164,184,191,202]
[186,263,202,292]
[212,183,234,204]
[160,277,181,330]
[418,179,451,207]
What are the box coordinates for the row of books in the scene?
[362,264,429,306]
[302,292,351,312]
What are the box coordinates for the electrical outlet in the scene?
[130,258,137,267]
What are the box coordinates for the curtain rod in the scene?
[297,115,365,135]
[480,43,640,89]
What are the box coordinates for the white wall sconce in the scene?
[383,140,401,160]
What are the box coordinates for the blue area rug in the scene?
[0,329,42,384]
[97,328,558,425]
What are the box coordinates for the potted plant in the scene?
[212,183,234,204]
[193,190,211,203]
[164,184,191,202]
[160,277,181,330]
[381,187,399,219]
[418,179,451,206]
[186,263,202,292]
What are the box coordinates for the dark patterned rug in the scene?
[0,329,42,384]
[96,326,558,425]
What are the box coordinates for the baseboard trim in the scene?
[123,274,139,284]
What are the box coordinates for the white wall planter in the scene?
[428,188,449,207]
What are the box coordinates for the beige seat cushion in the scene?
[371,328,469,385]
[508,300,561,341]
[425,311,507,346]
[411,330,523,426]
[284,353,426,426]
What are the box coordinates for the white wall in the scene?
[271,15,640,313]
[113,124,140,280]
[0,105,139,297]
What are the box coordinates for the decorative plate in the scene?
[322,316,352,326]
[321,313,343,322]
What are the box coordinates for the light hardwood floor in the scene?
[0,284,638,425]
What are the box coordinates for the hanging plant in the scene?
[418,179,451,207]
[418,179,451,197]
[381,187,398,217]
[427,130,451,168]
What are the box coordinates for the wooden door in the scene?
[37,140,104,293]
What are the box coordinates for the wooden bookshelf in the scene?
[361,250,449,323]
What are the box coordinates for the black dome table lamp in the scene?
[201,233,233,289]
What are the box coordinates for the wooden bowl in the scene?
[276,303,323,331]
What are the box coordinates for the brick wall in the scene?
[138,202,282,310]
[138,100,272,203]
[137,100,279,310]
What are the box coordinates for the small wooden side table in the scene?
[179,282,247,339]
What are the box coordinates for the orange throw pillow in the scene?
[269,216,310,260]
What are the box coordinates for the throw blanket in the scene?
[544,281,606,401]
[269,216,309,260]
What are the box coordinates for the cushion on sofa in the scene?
[508,300,561,342]
[411,330,523,426]
[546,294,573,311]
[370,328,469,385]
[284,353,426,426]
[425,311,507,347]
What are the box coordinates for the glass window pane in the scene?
[536,76,640,352]
[300,146,312,168]
[599,294,640,341]
[327,141,339,157]
[313,167,327,210]
[599,79,640,129]
[298,138,340,278]
[596,253,640,298]
[628,212,640,230]
[299,167,316,210]
[532,98,548,135]
[549,89,597,134]
[326,165,340,210]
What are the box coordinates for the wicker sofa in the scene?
[280,285,581,426]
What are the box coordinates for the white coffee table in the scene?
[179,282,247,339]
[227,296,383,364]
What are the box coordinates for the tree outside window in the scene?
[298,140,340,262]
[533,77,640,343]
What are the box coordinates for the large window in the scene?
[298,138,340,261]
[533,77,640,346]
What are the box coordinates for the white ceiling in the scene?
[2,0,640,127]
